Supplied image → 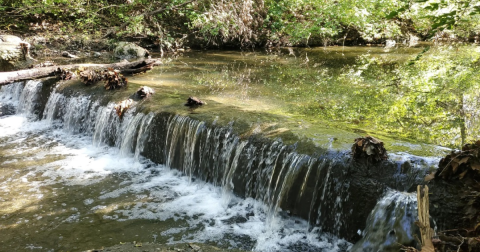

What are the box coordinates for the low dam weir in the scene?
[0,78,439,251]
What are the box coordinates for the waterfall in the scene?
[350,190,419,252]
[0,79,431,249]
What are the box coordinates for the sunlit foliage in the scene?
[0,0,479,46]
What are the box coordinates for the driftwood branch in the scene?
[0,59,160,85]
[416,185,435,252]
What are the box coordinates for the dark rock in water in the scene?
[185,96,206,106]
[136,86,154,99]
[0,104,15,117]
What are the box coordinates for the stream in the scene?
[0,47,451,252]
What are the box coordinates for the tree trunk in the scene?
[0,58,160,86]
[416,185,435,252]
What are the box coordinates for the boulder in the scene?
[114,42,149,59]
[0,35,35,71]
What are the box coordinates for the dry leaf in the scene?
[458,156,470,165]
[459,169,469,179]
[424,172,436,181]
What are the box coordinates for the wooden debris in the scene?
[185,96,206,106]
[351,136,388,162]
[436,140,480,180]
[136,86,154,99]
[54,68,75,80]
[120,62,154,75]
[79,69,102,85]
[103,69,127,90]
[428,141,480,252]
[114,99,133,118]
[416,185,435,252]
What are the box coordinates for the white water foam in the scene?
[0,112,350,252]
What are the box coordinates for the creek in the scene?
[0,47,451,251]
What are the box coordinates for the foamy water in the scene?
[0,109,350,251]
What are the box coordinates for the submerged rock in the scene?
[114,42,149,59]
[0,34,35,70]
[185,96,206,106]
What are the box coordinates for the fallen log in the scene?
[120,62,154,75]
[0,58,160,85]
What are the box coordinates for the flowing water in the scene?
[0,81,351,252]
[0,47,451,251]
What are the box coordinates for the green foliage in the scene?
[1,0,479,46]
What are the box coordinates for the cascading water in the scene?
[0,78,432,251]
[350,190,419,252]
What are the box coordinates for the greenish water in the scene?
[122,45,468,156]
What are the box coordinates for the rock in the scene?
[0,34,35,71]
[136,86,154,99]
[188,244,201,252]
[61,51,78,58]
[0,35,23,43]
[114,42,149,59]
[93,51,102,57]
[185,96,206,106]
[0,104,15,117]
[385,39,396,48]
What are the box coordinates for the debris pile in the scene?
[351,136,387,162]
[54,68,75,80]
[114,99,133,118]
[103,69,127,90]
[78,68,127,89]
[425,141,480,252]
[79,69,102,85]
[436,140,480,180]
